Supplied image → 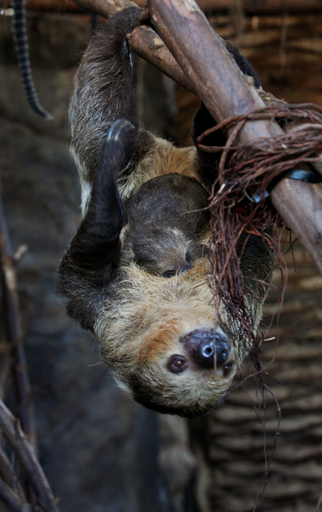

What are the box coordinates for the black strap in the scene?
[253,163,322,203]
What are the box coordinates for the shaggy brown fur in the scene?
[58,7,275,417]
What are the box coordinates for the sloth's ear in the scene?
[57,131,127,331]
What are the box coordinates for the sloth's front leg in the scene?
[57,120,133,330]
[69,120,134,268]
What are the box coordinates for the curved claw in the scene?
[107,119,135,143]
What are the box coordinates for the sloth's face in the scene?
[96,259,246,418]
[129,325,237,418]
[165,328,233,377]
[126,226,208,278]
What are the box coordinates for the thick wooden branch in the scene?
[274,181,322,257]
[148,0,322,275]
[148,0,280,142]
[128,26,194,93]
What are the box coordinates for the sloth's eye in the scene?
[223,362,233,378]
[167,355,188,374]
[162,269,177,278]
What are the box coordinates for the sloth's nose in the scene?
[182,328,231,369]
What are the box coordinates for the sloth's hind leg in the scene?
[69,7,144,188]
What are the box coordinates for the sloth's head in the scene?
[121,173,210,279]
[95,259,247,418]
[123,224,207,278]
[129,327,236,418]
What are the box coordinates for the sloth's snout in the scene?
[182,328,231,369]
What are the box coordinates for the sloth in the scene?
[122,171,211,277]
[58,7,275,417]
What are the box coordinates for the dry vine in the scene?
[197,102,322,348]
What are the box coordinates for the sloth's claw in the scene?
[107,119,134,143]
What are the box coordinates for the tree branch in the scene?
[0,198,36,451]
[0,477,31,512]
[148,0,322,275]
[3,0,322,13]
[0,446,26,501]
[0,197,55,509]
[128,26,194,93]
[0,399,58,512]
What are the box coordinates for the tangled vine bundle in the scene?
[198,101,322,350]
